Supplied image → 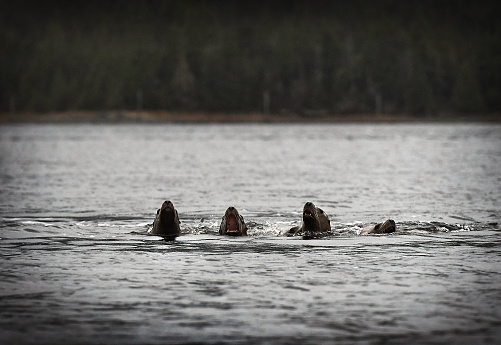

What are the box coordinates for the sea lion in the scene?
[361,219,396,234]
[151,200,181,239]
[286,202,331,237]
[219,206,247,236]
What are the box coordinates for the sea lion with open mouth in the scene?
[219,206,247,236]
[150,200,181,240]
[361,219,396,234]
[286,202,331,237]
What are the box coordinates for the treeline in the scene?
[1,0,500,117]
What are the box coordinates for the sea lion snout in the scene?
[302,202,317,219]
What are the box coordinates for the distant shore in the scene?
[0,111,499,124]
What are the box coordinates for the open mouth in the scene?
[303,210,313,218]
[226,214,239,233]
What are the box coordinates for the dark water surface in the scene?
[1,123,500,344]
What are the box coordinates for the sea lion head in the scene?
[285,202,331,237]
[159,200,177,224]
[151,200,181,238]
[302,202,321,232]
[220,206,248,236]
[374,219,396,233]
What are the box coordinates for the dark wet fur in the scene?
[365,219,396,234]
[151,200,181,238]
[286,202,331,237]
[361,219,396,234]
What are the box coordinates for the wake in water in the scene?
[0,215,492,242]
[178,219,488,237]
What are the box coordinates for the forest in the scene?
[1,0,500,118]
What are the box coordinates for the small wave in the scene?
[247,221,287,237]
[398,221,476,233]
[449,214,477,222]
[21,220,55,227]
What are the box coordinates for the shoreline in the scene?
[1,111,500,124]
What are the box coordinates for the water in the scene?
[1,123,500,344]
